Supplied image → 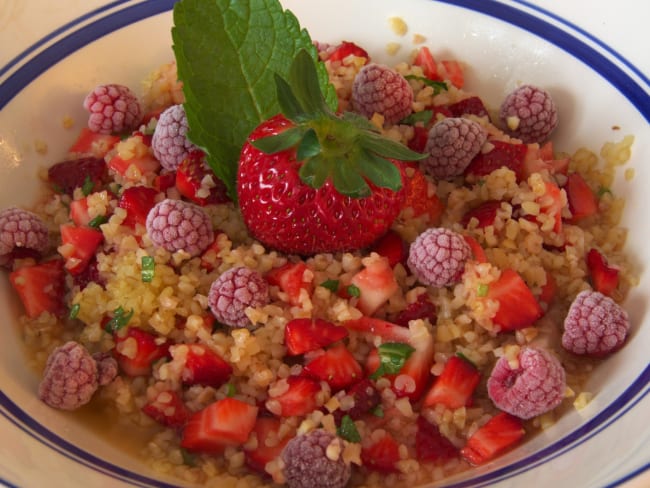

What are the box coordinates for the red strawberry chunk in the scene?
[392,293,437,327]
[171,343,233,388]
[48,157,107,196]
[413,46,439,81]
[402,166,445,224]
[415,415,459,462]
[424,355,480,409]
[153,172,177,192]
[565,172,598,222]
[350,256,399,316]
[327,41,369,63]
[408,125,430,153]
[181,398,258,453]
[69,197,92,227]
[586,248,619,296]
[9,259,66,318]
[440,60,464,88]
[268,376,321,417]
[58,224,104,275]
[118,186,159,229]
[333,378,380,423]
[361,432,401,473]
[68,127,120,158]
[465,140,528,182]
[370,230,408,268]
[303,343,363,392]
[199,233,225,272]
[463,235,487,263]
[113,327,170,377]
[175,151,230,206]
[485,269,543,331]
[284,318,349,355]
[142,390,191,429]
[244,416,295,474]
[266,261,313,306]
[534,181,564,233]
[447,96,488,118]
[461,200,502,228]
[460,412,525,465]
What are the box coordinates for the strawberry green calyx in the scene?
[251,50,426,199]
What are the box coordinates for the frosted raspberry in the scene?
[151,104,198,171]
[281,429,351,488]
[499,84,558,143]
[92,352,119,386]
[351,63,413,125]
[0,207,49,258]
[208,266,270,328]
[422,117,487,179]
[562,290,629,356]
[145,199,214,257]
[83,83,142,134]
[407,228,471,287]
[38,342,100,410]
[487,347,566,419]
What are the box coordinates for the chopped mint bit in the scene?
[88,215,108,228]
[597,186,611,198]
[104,306,134,333]
[371,405,384,417]
[141,256,155,283]
[404,75,448,94]
[400,110,433,126]
[172,0,337,202]
[81,175,94,196]
[226,383,237,397]
[477,283,489,297]
[336,414,361,443]
[347,284,361,298]
[180,447,196,466]
[68,303,80,320]
[370,342,415,379]
[320,279,340,292]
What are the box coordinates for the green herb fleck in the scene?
[226,383,237,397]
[336,414,361,443]
[347,284,361,298]
[88,215,108,228]
[477,283,489,297]
[371,405,384,417]
[400,110,433,126]
[456,351,477,368]
[180,448,196,466]
[597,186,611,198]
[104,306,134,333]
[141,256,155,283]
[81,176,94,196]
[370,342,415,379]
[320,279,340,292]
[68,303,81,320]
[404,75,448,94]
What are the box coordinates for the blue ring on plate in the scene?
[0,0,648,487]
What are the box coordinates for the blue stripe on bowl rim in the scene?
[0,0,648,487]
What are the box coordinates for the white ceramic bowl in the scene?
[1,1,648,487]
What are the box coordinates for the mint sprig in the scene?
[172,0,337,202]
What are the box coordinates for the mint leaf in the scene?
[172,0,337,202]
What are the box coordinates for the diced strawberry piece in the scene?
[440,60,464,88]
[408,125,430,152]
[268,376,321,417]
[68,127,120,158]
[327,41,370,63]
[413,46,439,81]
[586,248,619,296]
[538,141,555,160]
[344,316,412,343]
[565,172,598,222]
[199,233,225,272]
[333,378,380,423]
[465,140,528,182]
[461,200,502,228]
[392,293,437,327]
[118,186,159,229]
[171,343,233,388]
[523,143,569,178]
[48,157,107,196]
[266,261,313,306]
[350,255,399,316]
[108,153,160,178]
[72,255,103,291]
[460,412,525,465]
[361,432,401,473]
[142,390,191,429]
[284,318,349,355]
[244,416,294,474]
[370,230,408,268]
[58,224,104,275]
[447,96,488,117]
[463,235,487,263]
[69,197,92,227]
[9,259,66,318]
[181,398,258,453]
[153,172,177,192]
[535,181,563,233]
[141,107,165,126]
[303,343,363,392]
[175,151,230,206]
[403,166,444,224]
[113,327,170,377]
[424,355,480,409]
[538,269,557,307]
[485,269,543,331]
[415,415,459,462]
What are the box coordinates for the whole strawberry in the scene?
[237,50,424,255]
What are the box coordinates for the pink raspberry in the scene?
[0,207,49,259]
[208,266,270,328]
[407,227,471,287]
[38,342,102,410]
[422,117,487,179]
[92,351,119,386]
[487,347,566,419]
[499,84,558,143]
[145,199,214,257]
[562,290,629,356]
[83,83,142,134]
[151,104,198,171]
[351,63,413,125]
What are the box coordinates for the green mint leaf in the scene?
[370,342,415,379]
[88,215,108,229]
[320,279,340,292]
[141,256,155,283]
[172,0,337,202]
[81,176,94,196]
[405,75,448,94]
[226,383,237,397]
[337,415,361,443]
[371,405,384,417]
[400,110,433,126]
[347,284,361,298]
[104,306,134,333]
[251,127,305,154]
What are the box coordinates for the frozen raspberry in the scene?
[407,227,471,287]
[422,117,487,179]
[38,342,100,410]
[562,290,629,356]
[83,83,142,134]
[351,63,413,125]
[92,352,118,386]
[151,104,198,171]
[145,199,214,257]
[487,347,566,419]
[0,207,49,260]
[281,429,351,488]
[499,84,558,144]
[208,266,270,328]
